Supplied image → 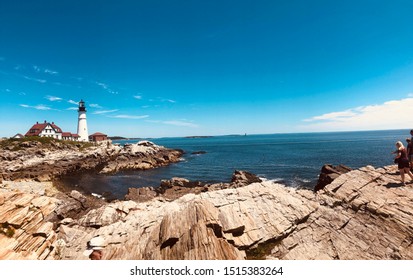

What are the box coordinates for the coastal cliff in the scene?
[1,164,412,260]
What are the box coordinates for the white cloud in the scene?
[92,109,119,115]
[163,120,198,128]
[90,104,102,108]
[68,99,78,105]
[167,99,176,103]
[96,81,118,94]
[133,95,142,100]
[66,107,78,111]
[23,75,46,83]
[112,114,149,119]
[33,65,58,75]
[45,95,62,101]
[303,110,357,122]
[44,69,58,75]
[96,81,108,89]
[20,104,52,110]
[145,119,198,127]
[301,97,413,132]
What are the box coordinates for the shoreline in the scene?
[1,164,412,260]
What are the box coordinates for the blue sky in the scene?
[1,0,412,138]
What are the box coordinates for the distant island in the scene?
[184,136,214,139]
[108,136,145,141]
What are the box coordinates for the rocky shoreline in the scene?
[0,139,183,182]
[0,140,412,260]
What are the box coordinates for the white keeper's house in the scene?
[25,121,80,141]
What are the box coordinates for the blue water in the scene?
[59,129,409,199]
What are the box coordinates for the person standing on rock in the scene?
[393,141,413,185]
[83,236,105,260]
[406,138,413,170]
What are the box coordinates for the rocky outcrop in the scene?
[0,140,183,182]
[271,165,413,259]
[125,170,262,202]
[99,141,183,174]
[1,165,412,260]
[314,164,352,192]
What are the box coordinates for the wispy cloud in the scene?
[23,75,47,83]
[96,81,118,94]
[44,69,58,75]
[301,97,413,131]
[20,104,52,110]
[68,100,78,105]
[45,95,62,102]
[90,103,102,108]
[112,114,149,119]
[133,95,142,100]
[66,107,78,111]
[166,99,176,103]
[33,65,58,75]
[163,120,198,127]
[92,109,119,115]
[145,119,198,127]
[303,110,357,122]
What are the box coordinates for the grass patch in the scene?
[0,136,96,151]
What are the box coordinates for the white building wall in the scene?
[77,111,89,141]
[38,124,62,140]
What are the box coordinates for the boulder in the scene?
[314,164,352,192]
[231,170,262,187]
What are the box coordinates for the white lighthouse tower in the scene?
[77,99,89,141]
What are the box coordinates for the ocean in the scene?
[58,129,409,200]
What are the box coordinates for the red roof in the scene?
[90,132,107,136]
[25,122,63,136]
[62,132,80,138]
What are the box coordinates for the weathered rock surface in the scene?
[1,165,413,260]
[0,140,183,182]
[0,181,59,260]
[271,165,413,259]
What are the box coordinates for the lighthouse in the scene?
[77,99,89,141]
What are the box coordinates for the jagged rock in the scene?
[314,164,352,192]
[191,151,206,155]
[231,170,262,187]
[125,187,157,202]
